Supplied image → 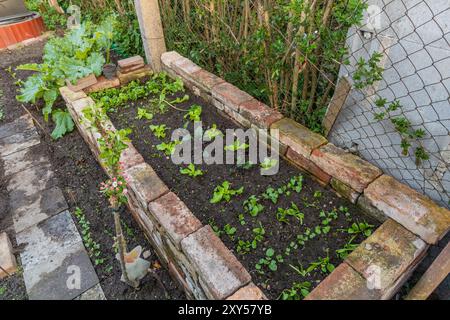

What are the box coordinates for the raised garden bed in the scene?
[60,52,450,300]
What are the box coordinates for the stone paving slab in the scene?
[12,186,68,233]
[2,144,49,177]
[75,283,106,300]
[0,114,34,140]
[7,163,57,201]
[0,127,40,158]
[16,211,99,300]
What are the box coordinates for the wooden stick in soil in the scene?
[20,104,48,137]
[113,206,138,288]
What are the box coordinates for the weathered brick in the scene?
[66,73,98,92]
[212,82,253,112]
[181,225,251,300]
[271,118,327,158]
[357,195,388,223]
[191,69,225,92]
[117,55,144,69]
[68,97,96,115]
[286,148,331,185]
[120,64,146,74]
[117,65,152,85]
[346,219,428,299]
[59,86,87,104]
[311,143,382,193]
[239,99,284,129]
[364,175,450,244]
[161,51,184,69]
[305,263,381,300]
[330,178,360,204]
[119,144,145,171]
[172,57,201,78]
[84,76,120,93]
[0,232,17,278]
[148,192,202,249]
[226,283,267,300]
[222,108,251,128]
[124,163,169,208]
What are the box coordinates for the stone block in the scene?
[311,143,382,192]
[181,225,251,300]
[226,283,267,300]
[364,175,450,244]
[346,219,428,299]
[286,148,331,185]
[239,99,284,129]
[212,82,253,113]
[271,118,327,158]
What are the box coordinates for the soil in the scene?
[104,79,381,299]
[0,43,185,300]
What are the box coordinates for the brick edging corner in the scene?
[61,82,265,300]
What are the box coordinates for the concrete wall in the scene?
[328,0,450,208]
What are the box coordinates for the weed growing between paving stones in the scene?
[90,75,381,299]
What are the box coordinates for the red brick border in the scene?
[61,52,450,300]
[160,51,450,300]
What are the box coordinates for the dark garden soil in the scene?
[103,78,381,299]
[0,45,185,300]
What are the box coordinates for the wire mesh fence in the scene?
[158,0,449,208]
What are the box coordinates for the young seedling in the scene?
[136,108,153,120]
[287,175,303,193]
[223,224,237,240]
[238,213,246,226]
[255,248,284,273]
[335,236,358,259]
[74,207,104,266]
[210,181,244,203]
[184,104,202,122]
[276,202,304,224]
[180,163,204,177]
[280,282,311,300]
[149,124,167,139]
[204,124,222,140]
[224,139,249,151]
[306,252,335,275]
[260,157,278,170]
[342,221,374,237]
[243,195,265,217]
[262,187,279,204]
[208,218,223,237]
[156,140,180,156]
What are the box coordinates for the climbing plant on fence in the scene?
[159,0,367,132]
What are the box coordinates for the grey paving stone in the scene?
[75,283,106,300]
[7,163,57,202]
[17,211,99,300]
[0,114,35,140]
[0,128,40,158]
[13,187,68,233]
[2,144,49,177]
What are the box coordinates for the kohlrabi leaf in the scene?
[51,109,74,139]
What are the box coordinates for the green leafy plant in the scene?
[223,224,237,240]
[179,163,204,177]
[156,140,180,156]
[98,128,131,170]
[342,221,374,237]
[74,207,104,266]
[136,108,154,120]
[280,282,311,300]
[353,52,384,89]
[276,202,304,224]
[262,187,279,204]
[306,253,335,275]
[256,248,284,273]
[16,19,116,138]
[204,124,222,139]
[184,104,202,122]
[336,236,359,259]
[224,139,249,151]
[210,181,244,203]
[260,157,278,170]
[149,124,167,139]
[373,98,429,165]
[243,195,264,217]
